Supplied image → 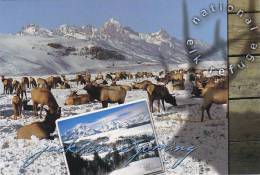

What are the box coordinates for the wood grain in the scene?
[229,0,260,13]
[229,56,260,98]
[228,13,260,55]
[229,99,260,141]
[230,141,260,174]
[228,0,260,173]
[228,13,260,39]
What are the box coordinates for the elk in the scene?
[146,84,177,113]
[201,87,228,122]
[30,77,37,88]
[31,88,59,118]
[64,91,92,105]
[172,79,185,90]
[106,73,113,80]
[111,81,132,91]
[132,80,153,90]
[83,84,127,108]
[37,78,49,89]
[165,72,184,83]
[16,83,27,100]
[84,73,91,83]
[155,76,168,85]
[61,74,67,82]
[95,72,103,80]
[135,72,145,79]
[12,95,22,120]
[16,108,61,140]
[75,74,85,85]
[58,81,71,89]
[12,80,20,92]
[191,77,227,97]
[128,73,133,79]
[46,76,62,89]
[1,76,13,94]
[21,99,33,111]
[21,77,30,89]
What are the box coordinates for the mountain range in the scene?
[0,18,224,75]
[61,105,150,142]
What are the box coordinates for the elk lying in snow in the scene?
[1,76,13,94]
[30,77,37,88]
[132,80,153,90]
[201,87,228,122]
[84,84,127,108]
[64,91,92,105]
[146,84,177,113]
[31,88,59,118]
[12,95,22,120]
[16,108,61,140]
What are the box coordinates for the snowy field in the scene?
[0,73,228,175]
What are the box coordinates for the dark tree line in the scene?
[65,135,159,175]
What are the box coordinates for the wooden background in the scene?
[229,0,260,174]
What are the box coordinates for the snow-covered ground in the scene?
[0,73,228,175]
[110,157,163,175]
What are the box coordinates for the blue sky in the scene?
[0,0,227,43]
[57,100,149,136]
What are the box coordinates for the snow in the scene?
[75,124,154,144]
[0,71,227,174]
[0,19,225,76]
[109,157,163,175]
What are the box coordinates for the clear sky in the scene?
[0,0,227,43]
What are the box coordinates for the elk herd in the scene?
[0,68,228,140]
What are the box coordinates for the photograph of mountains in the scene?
[57,100,164,175]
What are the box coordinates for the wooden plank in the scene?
[230,141,260,174]
[229,56,260,98]
[228,13,260,40]
[229,40,260,56]
[228,12,260,55]
[229,0,260,13]
[229,99,260,141]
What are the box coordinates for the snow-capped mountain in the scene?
[62,104,151,141]
[0,18,225,76]
[17,24,53,37]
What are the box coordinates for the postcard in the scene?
[56,100,164,175]
[0,0,229,174]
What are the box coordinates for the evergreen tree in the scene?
[112,146,121,168]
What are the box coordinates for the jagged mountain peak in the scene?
[153,28,170,38]
[18,24,53,37]
[105,18,121,26]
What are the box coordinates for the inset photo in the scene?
[56,99,164,175]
